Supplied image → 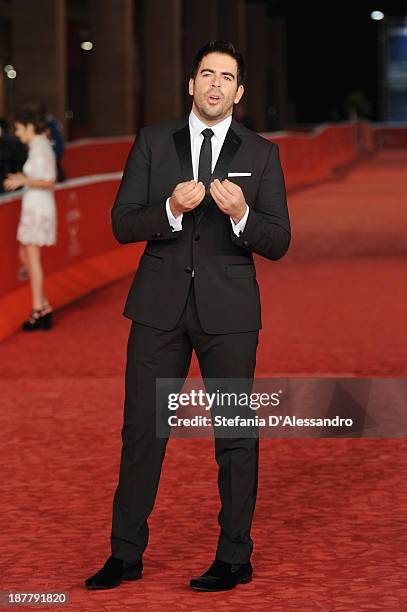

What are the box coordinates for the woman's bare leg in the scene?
[18,244,28,269]
[25,244,45,310]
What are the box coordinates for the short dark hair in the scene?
[15,102,48,134]
[190,41,246,87]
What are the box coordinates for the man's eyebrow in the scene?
[199,68,236,79]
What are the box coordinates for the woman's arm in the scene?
[23,176,55,189]
[3,172,55,191]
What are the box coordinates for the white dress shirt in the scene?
[165,110,249,235]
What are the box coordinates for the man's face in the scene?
[189,52,244,125]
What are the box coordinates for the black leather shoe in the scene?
[85,555,143,590]
[190,559,253,591]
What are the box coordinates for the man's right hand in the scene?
[169,180,206,218]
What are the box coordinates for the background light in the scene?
[371,11,384,21]
[81,41,93,51]
[4,65,16,78]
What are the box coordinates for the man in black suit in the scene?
[85,40,290,593]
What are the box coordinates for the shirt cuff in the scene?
[166,197,183,231]
[230,204,249,236]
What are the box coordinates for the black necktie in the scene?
[198,128,214,193]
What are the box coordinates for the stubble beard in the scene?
[194,97,233,124]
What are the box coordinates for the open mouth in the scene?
[208,93,221,104]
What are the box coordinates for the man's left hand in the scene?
[210,178,247,224]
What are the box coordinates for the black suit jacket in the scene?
[111,114,291,334]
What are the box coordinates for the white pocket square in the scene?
[227,172,252,177]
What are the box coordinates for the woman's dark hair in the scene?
[15,102,48,134]
[190,41,246,87]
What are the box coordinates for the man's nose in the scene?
[211,77,221,87]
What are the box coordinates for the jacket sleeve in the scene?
[230,142,291,261]
[111,127,177,244]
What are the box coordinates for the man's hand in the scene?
[210,179,247,223]
[169,180,206,218]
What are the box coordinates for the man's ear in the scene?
[188,78,194,97]
[234,84,244,105]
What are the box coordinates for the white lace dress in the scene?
[16,133,57,246]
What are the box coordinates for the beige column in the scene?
[183,0,246,118]
[143,0,183,125]
[245,1,269,132]
[269,17,288,130]
[218,0,246,57]
[218,0,248,127]
[0,18,9,117]
[12,0,66,130]
[88,0,135,136]
[0,74,5,118]
[183,0,219,113]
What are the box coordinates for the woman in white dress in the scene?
[4,104,57,331]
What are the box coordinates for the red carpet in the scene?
[1,150,406,610]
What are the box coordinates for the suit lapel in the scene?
[172,116,243,226]
[173,120,193,181]
[197,123,242,225]
[210,123,242,183]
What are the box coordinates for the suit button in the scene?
[243,240,250,247]
[194,235,200,241]
[184,266,193,273]
[156,232,162,237]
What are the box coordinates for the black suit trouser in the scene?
[110,279,259,564]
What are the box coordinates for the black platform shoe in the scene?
[22,304,53,331]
